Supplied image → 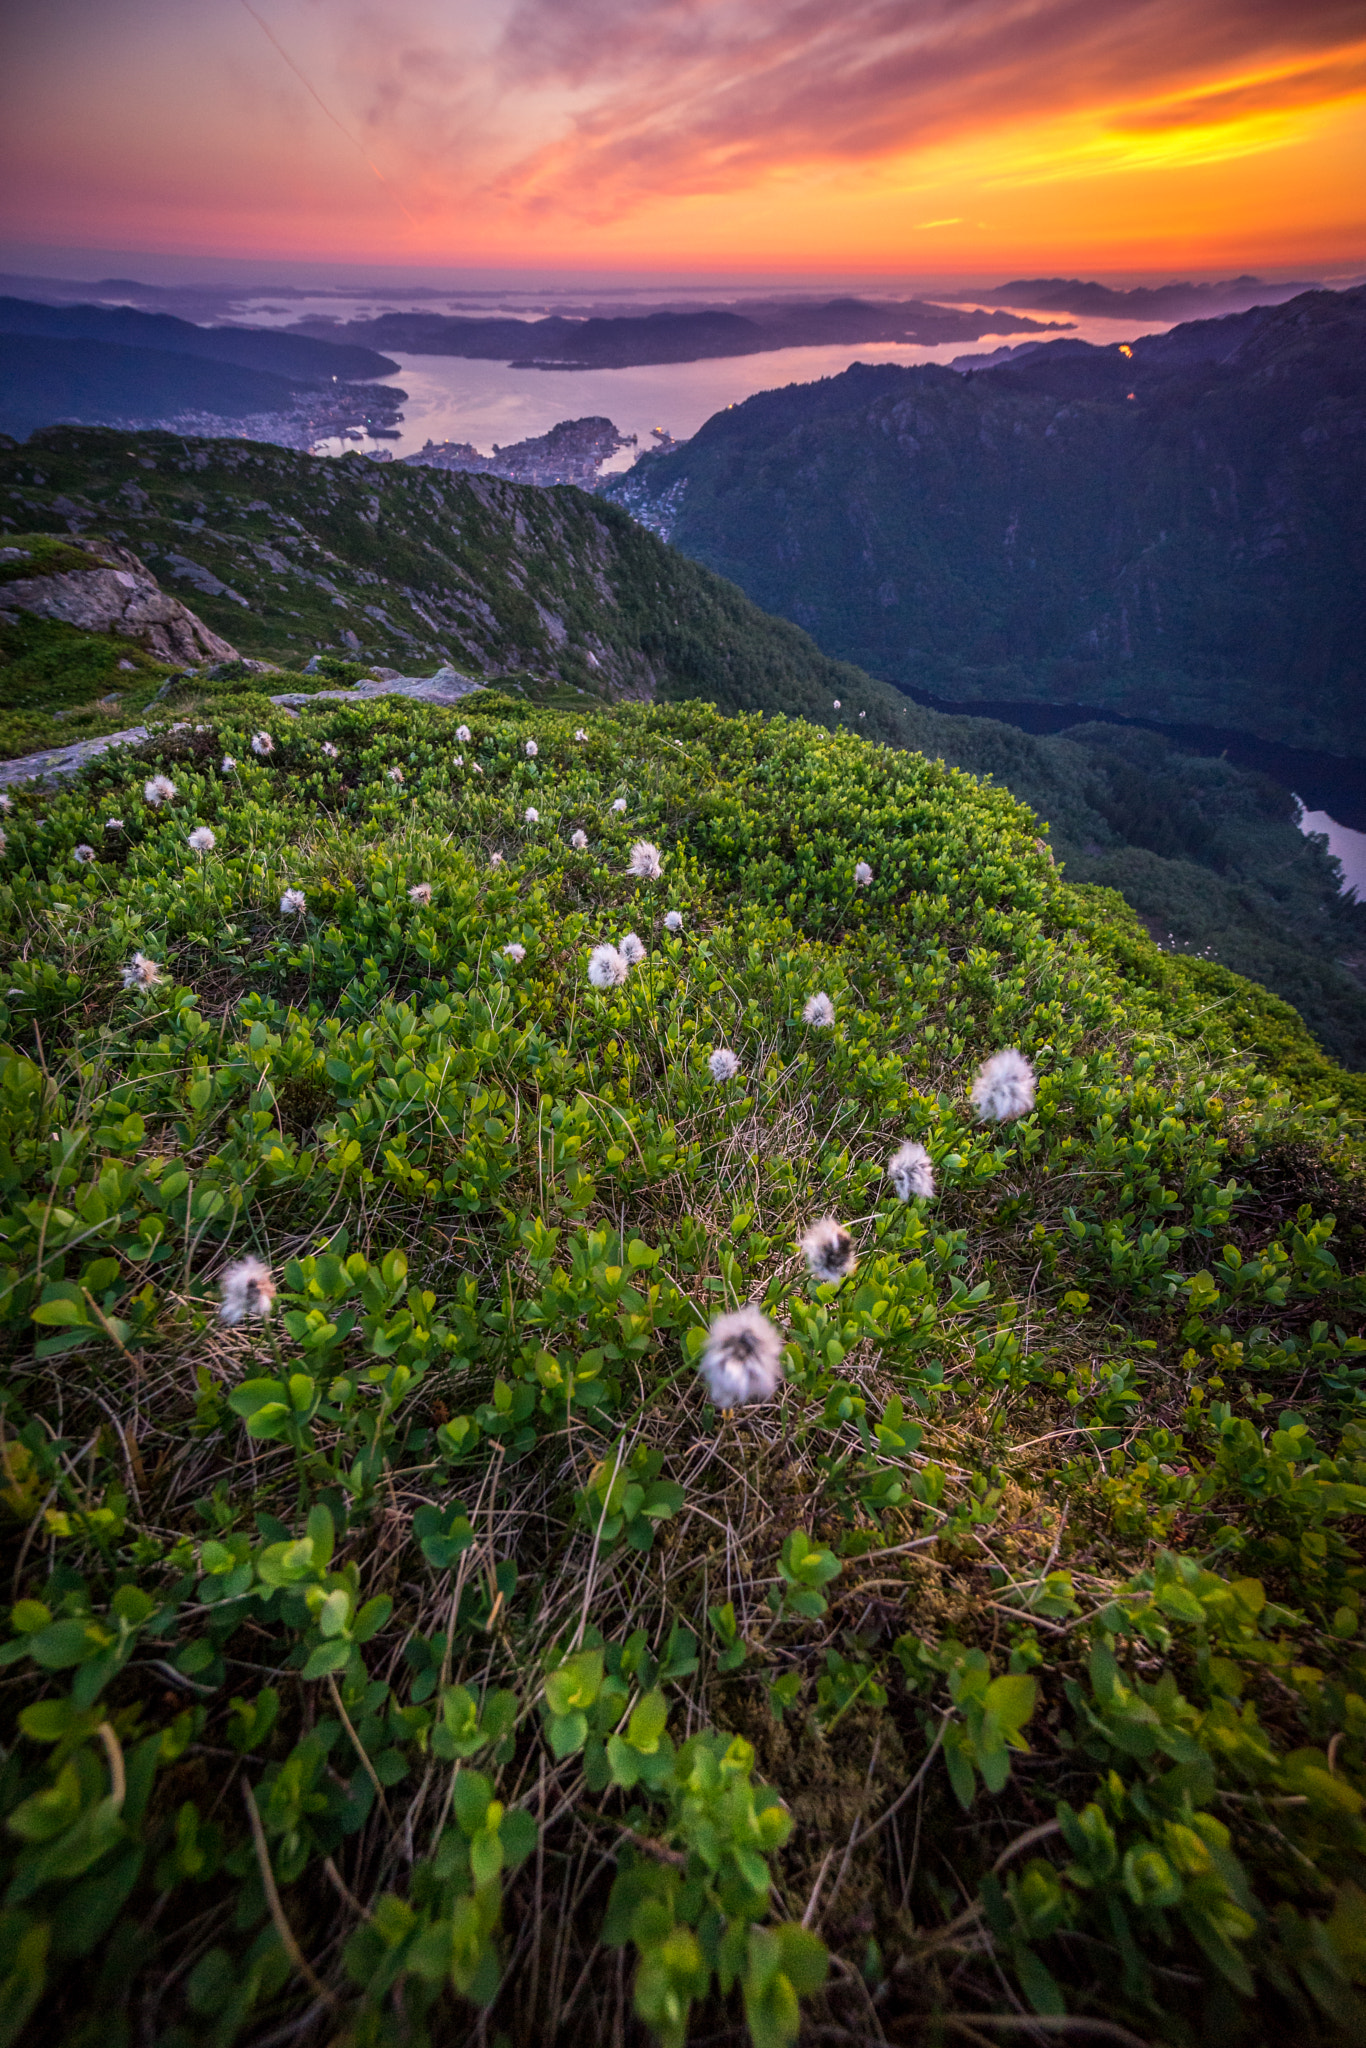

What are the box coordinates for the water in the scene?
[305,307,1183,466]
[1299,807,1366,901]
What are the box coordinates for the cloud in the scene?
[470,0,1366,214]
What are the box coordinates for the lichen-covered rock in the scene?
[0,537,237,665]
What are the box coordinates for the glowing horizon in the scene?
[0,0,1361,279]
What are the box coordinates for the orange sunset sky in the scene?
[1,0,1363,280]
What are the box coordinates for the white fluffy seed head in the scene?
[408,883,432,905]
[121,952,162,990]
[697,1306,784,1409]
[571,829,588,850]
[280,887,307,916]
[221,756,236,773]
[803,991,835,1028]
[574,728,588,741]
[503,941,526,963]
[801,1216,857,1284]
[0,828,5,856]
[628,839,663,880]
[524,738,538,757]
[971,1048,1036,1123]
[187,826,215,853]
[144,774,176,806]
[664,910,683,932]
[524,806,539,824]
[0,794,10,813]
[251,731,274,757]
[887,1140,935,1201]
[610,797,627,813]
[619,932,646,965]
[321,740,339,759]
[489,851,504,867]
[854,861,873,887]
[452,754,464,768]
[387,764,404,784]
[833,699,841,710]
[473,763,484,775]
[708,1047,740,1082]
[456,724,471,742]
[219,1255,276,1326]
[588,942,629,989]
[105,818,123,831]
[73,843,96,865]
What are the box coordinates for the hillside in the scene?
[0,689,1362,2048]
[3,425,1365,1073]
[603,285,1366,758]
[0,297,398,382]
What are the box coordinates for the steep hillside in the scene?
[4,425,1365,1072]
[0,691,1362,2048]
[604,285,1366,757]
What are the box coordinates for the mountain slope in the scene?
[604,285,1366,757]
[0,295,397,380]
[0,689,1363,2047]
[4,423,1365,1073]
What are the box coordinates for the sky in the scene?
[1,0,1363,281]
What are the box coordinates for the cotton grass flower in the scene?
[187,826,216,853]
[321,740,339,759]
[456,725,471,743]
[628,840,663,880]
[801,1217,856,1284]
[387,765,405,784]
[971,1048,1036,1122]
[105,818,123,832]
[570,829,588,850]
[887,1140,935,1201]
[803,991,835,1028]
[121,952,163,991]
[221,756,236,773]
[219,1256,276,1326]
[0,795,10,814]
[619,932,646,965]
[708,1047,740,1082]
[588,943,628,990]
[697,1306,784,1410]
[524,806,539,824]
[833,699,841,710]
[280,887,307,916]
[854,861,873,887]
[524,738,538,757]
[664,910,683,932]
[73,844,96,865]
[452,755,464,768]
[503,942,526,963]
[408,883,432,906]
[489,851,504,868]
[143,774,176,806]
[575,728,588,741]
[473,763,484,776]
[251,731,274,758]
[610,797,627,813]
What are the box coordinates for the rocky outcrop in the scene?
[0,537,237,665]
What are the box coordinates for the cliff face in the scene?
[0,535,236,664]
[603,285,1366,758]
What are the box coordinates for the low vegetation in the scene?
[0,691,1363,2046]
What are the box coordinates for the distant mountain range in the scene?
[968,275,1321,319]
[0,296,402,445]
[287,298,1070,369]
[603,283,1366,759]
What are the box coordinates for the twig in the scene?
[241,1780,337,2007]
[327,1671,393,1824]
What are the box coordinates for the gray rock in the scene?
[0,538,237,666]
